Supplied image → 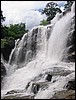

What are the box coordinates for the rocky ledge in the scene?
[50,90,75,99]
[50,79,75,99]
[2,79,75,99]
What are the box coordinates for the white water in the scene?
[1,2,75,99]
[48,12,74,62]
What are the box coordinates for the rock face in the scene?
[66,79,75,90]
[1,62,6,82]
[32,83,40,94]
[64,16,75,62]
[46,74,52,81]
[50,90,75,99]
[3,90,75,99]
[1,38,15,61]
[2,90,34,99]
[51,79,75,99]
[3,94,34,99]
[1,48,13,61]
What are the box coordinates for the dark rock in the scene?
[31,28,38,57]
[50,90,75,99]
[64,15,75,62]
[66,79,75,90]
[6,90,19,95]
[63,8,71,16]
[1,62,6,82]
[4,90,35,99]
[53,80,56,83]
[64,52,75,62]
[1,39,15,61]
[67,54,75,62]
[25,82,30,90]
[32,83,40,94]
[68,45,75,54]
[1,48,12,61]
[3,94,34,99]
[46,74,52,81]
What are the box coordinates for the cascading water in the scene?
[47,11,75,62]
[1,2,75,99]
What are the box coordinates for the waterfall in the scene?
[47,11,75,62]
[1,2,75,99]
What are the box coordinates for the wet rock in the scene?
[3,94,34,99]
[25,82,30,90]
[64,51,75,62]
[31,28,38,57]
[50,90,75,99]
[63,15,75,62]
[46,74,52,81]
[66,79,75,90]
[1,48,12,61]
[3,89,34,99]
[63,8,71,16]
[32,83,40,94]
[1,62,6,82]
[1,38,15,61]
[6,90,19,95]
[32,81,49,92]
[67,54,75,62]
[51,79,75,99]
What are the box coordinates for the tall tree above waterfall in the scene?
[64,1,74,10]
[41,2,62,23]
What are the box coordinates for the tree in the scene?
[4,23,28,39]
[1,10,6,38]
[40,19,49,26]
[41,2,62,23]
[1,10,5,24]
[64,1,74,10]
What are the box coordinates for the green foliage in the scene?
[2,23,28,39]
[1,10,28,50]
[64,1,74,10]
[42,2,62,23]
[1,37,15,48]
[40,19,49,26]
[1,10,28,40]
[1,23,28,48]
[1,39,8,48]
[6,23,28,39]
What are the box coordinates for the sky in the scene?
[1,1,66,30]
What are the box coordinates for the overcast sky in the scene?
[1,1,66,30]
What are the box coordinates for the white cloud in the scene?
[1,1,66,30]
[24,11,46,29]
